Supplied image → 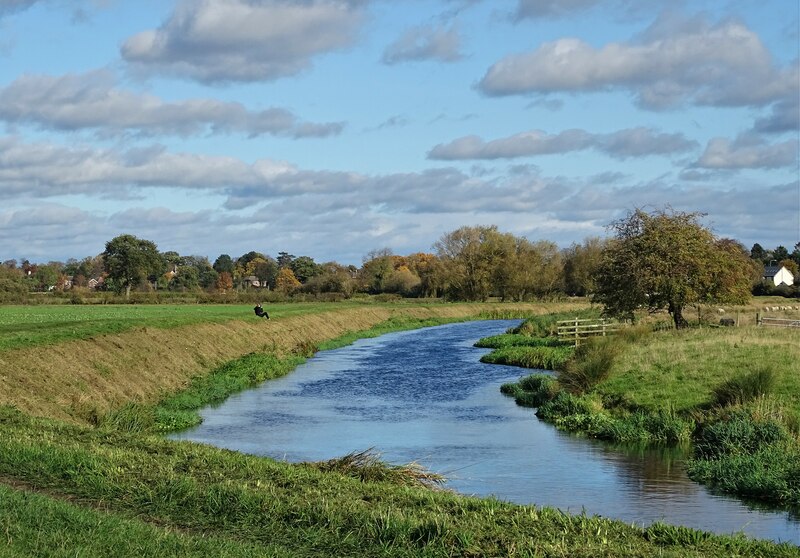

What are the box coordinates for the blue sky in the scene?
[0,0,798,265]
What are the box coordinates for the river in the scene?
[170,319,799,544]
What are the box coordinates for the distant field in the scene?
[0,302,359,352]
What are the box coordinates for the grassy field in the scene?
[0,299,798,556]
[0,301,368,352]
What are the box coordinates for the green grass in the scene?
[0,302,365,353]
[0,409,795,557]
[0,483,281,558]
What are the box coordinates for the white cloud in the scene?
[478,14,798,110]
[0,70,344,138]
[2,136,796,263]
[121,0,366,83]
[428,127,697,160]
[694,134,799,169]
[382,24,463,65]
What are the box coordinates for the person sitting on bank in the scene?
[254,303,269,319]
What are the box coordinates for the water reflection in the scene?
[171,320,799,544]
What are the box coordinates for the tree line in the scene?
[2,210,799,317]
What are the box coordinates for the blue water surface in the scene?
[170,319,799,544]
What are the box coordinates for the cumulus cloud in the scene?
[428,127,697,160]
[0,70,344,138]
[120,0,366,83]
[694,134,799,169]
[478,14,798,110]
[382,24,463,65]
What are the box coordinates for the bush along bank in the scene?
[483,318,800,508]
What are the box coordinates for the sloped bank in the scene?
[0,302,579,425]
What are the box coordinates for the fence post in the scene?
[756,312,760,326]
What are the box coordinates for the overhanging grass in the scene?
[0,411,794,558]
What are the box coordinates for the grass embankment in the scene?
[0,301,571,423]
[486,311,800,509]
[1,407,796,558]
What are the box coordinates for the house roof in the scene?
[763,265,786,277]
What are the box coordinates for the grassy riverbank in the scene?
[488,312,800,509]
[1,301,798,556]
[1,407,797,557]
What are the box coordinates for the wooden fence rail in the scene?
[557,318,623,346]
[757,316,800,329]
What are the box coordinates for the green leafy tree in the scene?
[358,249,395,294]
[750,243,766,262]
[302,262,356,296]
[102,234,165,298]
[276,251,295,268]
[563,237,606,296]
[32,263,62,292]
[168,265,200,291]
[290,256,321,283]
[0,265,27,301]
[435,226,499,301]
[509,239,563,301]
[212,254,235,275]
[594,208,753,329]
[772,245,789,262]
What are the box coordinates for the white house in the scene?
[763,265,794,286]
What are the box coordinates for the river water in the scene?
[170,319,799,544]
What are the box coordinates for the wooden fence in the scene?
[557,318,623,346]
[757,316,800,329]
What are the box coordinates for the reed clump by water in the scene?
[306,448,446,490]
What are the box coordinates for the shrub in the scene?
[712,366,775,407]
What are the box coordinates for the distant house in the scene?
[242,275,261,288]
[763,265,794,286]
[88,277,104,290]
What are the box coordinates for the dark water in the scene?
[170,320,799,544]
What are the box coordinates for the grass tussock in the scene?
[306,448,446,490]
[558,336,623,395]
[713,366,776,407]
